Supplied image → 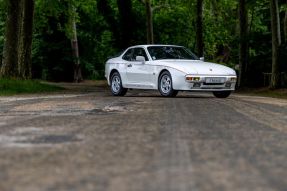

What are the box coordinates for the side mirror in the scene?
[200,57,205,61]
[136,56,146,64]
[234,64,239,70]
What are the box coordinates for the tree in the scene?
[1,0,34,79]
[284,0,287,43]
[138,0,154,44]
[70,7,83,82]
[144,0,153,44]
[196,0,204,57]
[270,0,281,88]
[138,0,169,44]
[1,0,23,78]
[238,0,249,87]
[18,0,35,79]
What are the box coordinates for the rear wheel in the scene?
[110,72,127,96]
[213,91,231,98]
[158,71,178,97]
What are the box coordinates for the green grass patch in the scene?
[237,88,287,99]
[0,79,64,96]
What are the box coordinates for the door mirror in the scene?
[136,56,146,64]
[200,57,205,61]
[234,64,239,70]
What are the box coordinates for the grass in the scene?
[237,87,287,99]
[0,79,64,96]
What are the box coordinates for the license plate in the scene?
[205,77,225,84]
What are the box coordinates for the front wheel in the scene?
[110,72,127,96]
[158,71,178,97]
[213,91,231,98]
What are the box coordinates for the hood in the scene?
[157,60,236,75]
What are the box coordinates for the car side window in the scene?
[122,49,134,61]
[122,48,148,61]
[133,48,148,61]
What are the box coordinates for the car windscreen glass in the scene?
[147,46,199,60]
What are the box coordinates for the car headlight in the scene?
[230,77,237,82]
[185,75,201,82]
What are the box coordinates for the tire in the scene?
[158,71,178,97]
[213,91,231,98]
[110,72,127,96]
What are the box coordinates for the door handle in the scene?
[127,64,132,67]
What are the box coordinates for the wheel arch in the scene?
[109,69,119,84]
[157,69,170,87]
[157,69,178,97]
[158,67,188,90]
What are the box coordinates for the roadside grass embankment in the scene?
[237,87,287,99]
[0,79,64,96]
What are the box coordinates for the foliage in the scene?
[0,0,286,87]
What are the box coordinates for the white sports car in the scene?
[105,45,237,98]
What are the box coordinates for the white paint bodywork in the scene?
[105,45,237,92]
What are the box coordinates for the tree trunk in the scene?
[270,0,281,89]
[18,0,34,79]
[196,0,204,57]
[284,0,287,44]
[70,11,82,83]
[1,0,22,78]
[238,0,248,87]
[145,0,154,44]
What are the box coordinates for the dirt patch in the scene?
[12,100,95,112]
[235,95,287,107]
[0,127,83,148]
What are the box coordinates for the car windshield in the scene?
[147,46,199,60]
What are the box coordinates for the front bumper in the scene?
[173,75,237,91]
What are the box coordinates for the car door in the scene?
[122,48,153,88]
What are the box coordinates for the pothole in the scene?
[7,103,131,116]
[22,135,80,144]
[87,105,130,115]
[103,105,127,112]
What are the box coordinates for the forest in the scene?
[0,0,287,88]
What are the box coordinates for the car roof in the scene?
[128,44,183,49]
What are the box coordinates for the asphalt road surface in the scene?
[0,82,287,191]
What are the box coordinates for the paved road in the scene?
[0,82,287,191]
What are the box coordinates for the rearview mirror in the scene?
[136,56,145,64]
